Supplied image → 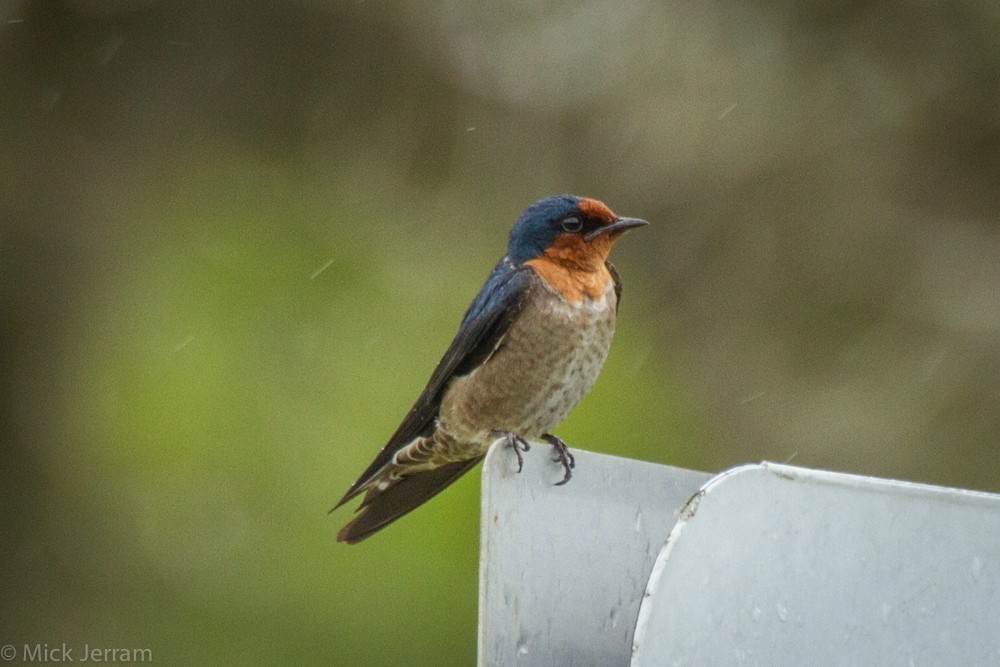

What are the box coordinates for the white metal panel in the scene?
[631,463,1000,666]
[478,443,711,667]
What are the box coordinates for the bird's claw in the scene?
[493,430,531,473]
[541,433,575,485]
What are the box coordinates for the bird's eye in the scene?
[561,216,583,233]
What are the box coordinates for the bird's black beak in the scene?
[584,217,649,242]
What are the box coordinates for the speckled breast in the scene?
[437,275,618,451]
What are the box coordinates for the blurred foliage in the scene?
[2,0,999,664]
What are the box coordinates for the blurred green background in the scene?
[2,1,999,664]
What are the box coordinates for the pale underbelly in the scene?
[436,288,616,452]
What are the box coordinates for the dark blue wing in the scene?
[336,258,537,506]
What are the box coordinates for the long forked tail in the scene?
[336,457,484,544]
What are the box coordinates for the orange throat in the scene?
[525,232,615,302]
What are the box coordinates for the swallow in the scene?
[334,194,647,543]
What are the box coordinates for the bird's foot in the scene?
[541,433,575,485]
[492,430,531,473]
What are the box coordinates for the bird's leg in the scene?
[491,429,531,473]
[541,433,575,485]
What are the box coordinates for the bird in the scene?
[334,194,647,543]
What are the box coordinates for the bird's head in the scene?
[507,195,647,270]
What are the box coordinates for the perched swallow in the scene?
[334,194,647,543]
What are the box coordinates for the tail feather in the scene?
[336,457,483,544]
